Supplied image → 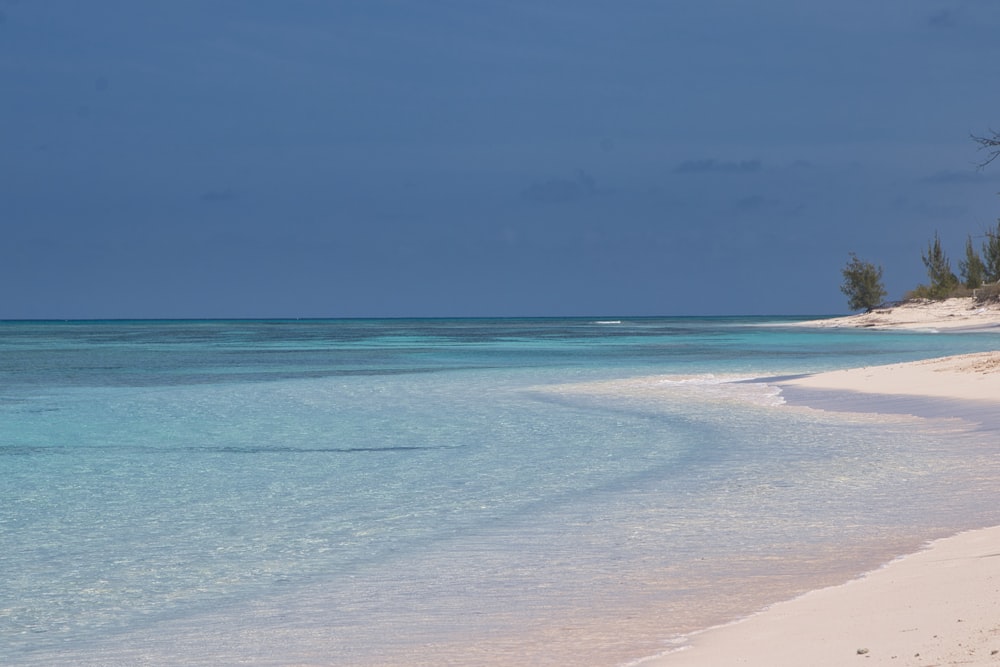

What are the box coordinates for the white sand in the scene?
[642,350,1000,666]
[781,350,1000,402]
[645,526,1000,666]
[793,297,1000,331]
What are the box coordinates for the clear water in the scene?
[2,318,999,666]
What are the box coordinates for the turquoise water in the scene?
[2,318,999,666]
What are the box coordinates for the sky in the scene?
[2,0,1000,318]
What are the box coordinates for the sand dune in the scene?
[794,297,1000,331]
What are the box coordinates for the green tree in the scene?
[840,253,887,312]
[959,234,986,288]
[921,231,958,298]
[983,220,1000,284]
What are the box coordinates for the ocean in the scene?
[2,317,999,666]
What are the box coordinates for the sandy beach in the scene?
[792,297,1000,331]
[645,525,1000,666]
[643,326,1000,665]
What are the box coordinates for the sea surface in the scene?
[2,317,999,666]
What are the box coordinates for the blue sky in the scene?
[3,1,1000,318]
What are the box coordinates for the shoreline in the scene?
[777,351,1000,428]
[642,525,1000,666]
[639,350,1000,666]
[791,297,1000,331]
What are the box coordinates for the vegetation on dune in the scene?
[841,223,1000,311]
[901,223,1000,303]
[838,129,1000,311]
[983,219,1000,284]
[960,235,986,289]
[840,253,887,312]
[908,231,960,300]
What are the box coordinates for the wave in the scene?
[529,373,785,408]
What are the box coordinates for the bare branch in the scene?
[972,128,1000,169]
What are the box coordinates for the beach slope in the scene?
[645,351,1000,666]
[646,526,1000,666]
[793,297,1000,331]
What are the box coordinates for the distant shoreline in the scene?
[790,296,1000,331]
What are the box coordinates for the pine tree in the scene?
[921,231,958,298]
[840,253,887,312]
[983,220,1000,284]
[959,234,986,289]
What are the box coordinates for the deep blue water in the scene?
[2,318,999,666]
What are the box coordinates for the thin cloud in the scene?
[674,159,762,174]
[522,170,597,204]
[927,8,958,28]
[922,170,989,184]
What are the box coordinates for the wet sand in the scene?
[641,351,1000,666]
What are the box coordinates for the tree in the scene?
[840,253,887,312]
[921,231,958,298]
[983,220,1000,284]
[959,234,986,288]
[972,128,1000,169]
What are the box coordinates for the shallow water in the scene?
[2,318,999,665]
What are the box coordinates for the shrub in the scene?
[840,253,887,312]
[904,284,974,302]
[974,282,1000,304]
